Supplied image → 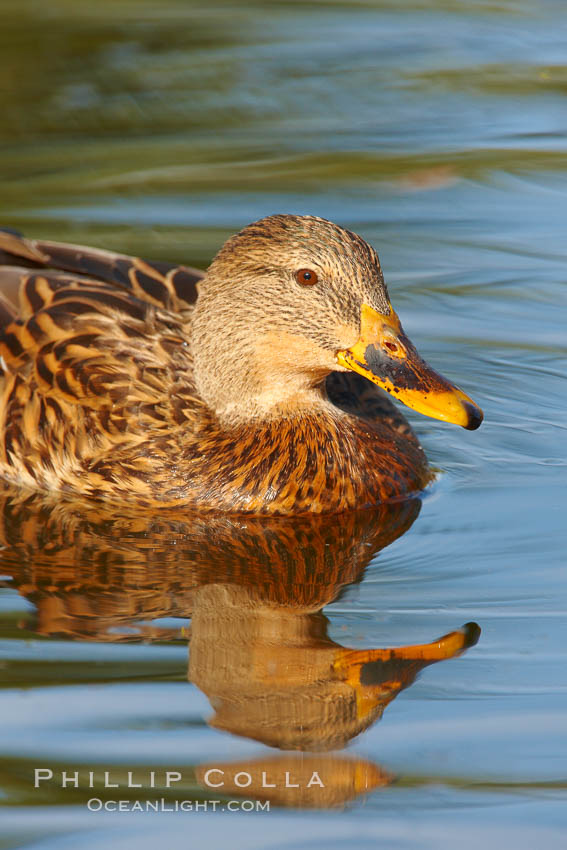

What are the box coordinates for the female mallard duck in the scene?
[0,215,482,514]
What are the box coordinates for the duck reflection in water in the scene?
[0,487,479,808]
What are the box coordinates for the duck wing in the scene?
[0,227,204,318]
[0,229,204,495]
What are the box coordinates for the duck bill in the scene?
[336,304,483,430]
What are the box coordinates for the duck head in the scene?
[192,214,483,429]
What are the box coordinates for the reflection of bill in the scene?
[1,489,480,808]
[192,616,479,807]
[191,592,479,752]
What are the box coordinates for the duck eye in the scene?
[295,268,318,286]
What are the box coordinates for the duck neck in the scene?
[191,296,335,427]
[196,363,332,428]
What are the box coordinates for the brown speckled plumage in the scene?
[0,216,432,514]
